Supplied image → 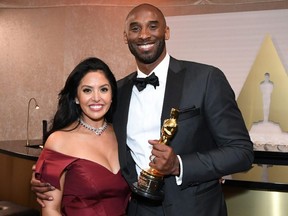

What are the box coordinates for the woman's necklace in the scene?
[79,118,108,136]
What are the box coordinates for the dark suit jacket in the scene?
[113,57,254,216]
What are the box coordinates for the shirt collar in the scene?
[136,53,170,85]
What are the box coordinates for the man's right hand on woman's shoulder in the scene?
[31,164,55,207]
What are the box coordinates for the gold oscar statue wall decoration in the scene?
[131,108,179,200]
[237,34,288,132]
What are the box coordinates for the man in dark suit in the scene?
[31,3,254,216]
[113,3,254,216]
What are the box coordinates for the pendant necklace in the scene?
[79,118,108,136]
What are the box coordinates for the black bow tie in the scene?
[133,72,159,92]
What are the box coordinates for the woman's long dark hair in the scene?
[44,57,117,141]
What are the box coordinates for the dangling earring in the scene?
[75,99,79,104]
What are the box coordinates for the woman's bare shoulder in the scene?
[44,123,79,152]
[44,131,67,151]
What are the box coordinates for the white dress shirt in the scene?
[127,54,183,184]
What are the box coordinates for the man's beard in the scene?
[128,39,166,64]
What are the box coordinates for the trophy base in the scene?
[131,182,164,201]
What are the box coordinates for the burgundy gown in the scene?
[35,148,131,216]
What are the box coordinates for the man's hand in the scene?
[148,140,180,176]
[31,165,55,207]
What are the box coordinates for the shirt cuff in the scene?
[175,155,183,185]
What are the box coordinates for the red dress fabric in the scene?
[35,148,130,216]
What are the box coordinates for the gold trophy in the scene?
[131,108,179,200]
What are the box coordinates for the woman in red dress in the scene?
[35,57,130,216]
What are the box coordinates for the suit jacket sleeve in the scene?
[177,65,254,188]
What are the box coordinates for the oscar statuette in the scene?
[131,108,179,200]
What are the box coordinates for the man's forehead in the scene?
[126,11,161,25]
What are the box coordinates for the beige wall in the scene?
[0,0,287,141]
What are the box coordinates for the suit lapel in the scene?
[114,72,136,180]
[116,79,134,142]
[161,57,185,124]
